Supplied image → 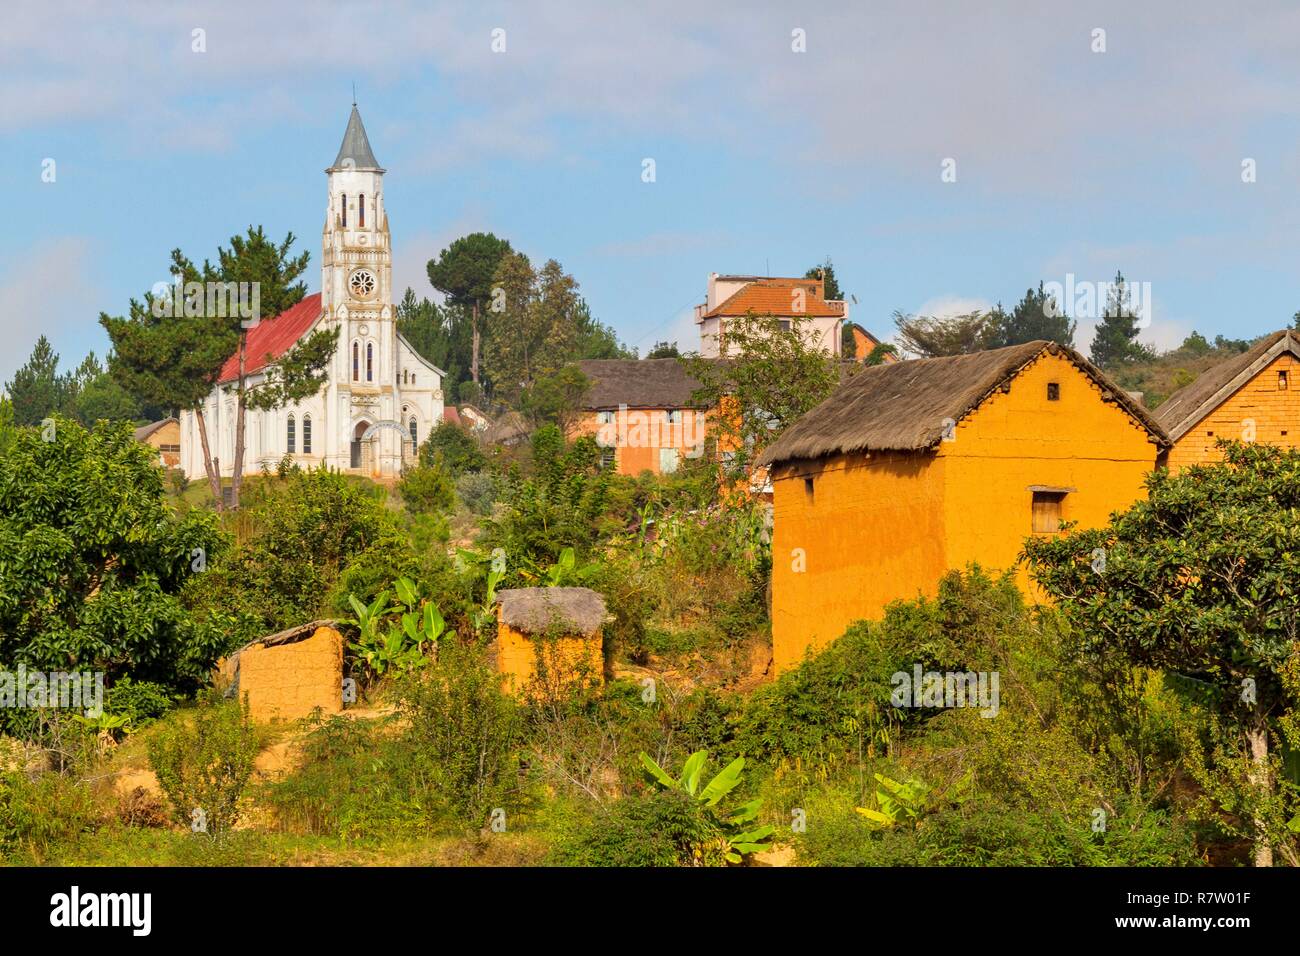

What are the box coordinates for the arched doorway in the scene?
[350,420,371,471]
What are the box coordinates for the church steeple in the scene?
[321,103,390,320]
[330,104,382,172]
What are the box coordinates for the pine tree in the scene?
[103,227,333,509]
[1089,271,1152,369]
[989,282,1076,348]
[4,336,64,426]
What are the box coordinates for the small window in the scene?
[352,342,359,381]
[597,410,615,425]
[1031,491,1066,533]
[408,417,418,446]
[599,447,616,470]
[359,193,365,228]
[1046,382,1060,401]
[366,343,374,382]
[1206,430,1214,437]
[302,414,312,454]
[341,194,347,228]
[779,319,792,332]
[1279,370,1289,390]
[665,409,681,425]
[804,477,815,504]
[286,414,296,455]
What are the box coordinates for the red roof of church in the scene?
[216,293,323,384]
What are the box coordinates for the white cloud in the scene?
[913,295,993,318]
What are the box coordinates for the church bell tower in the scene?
[322,104,392,375]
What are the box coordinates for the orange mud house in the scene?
[1155,329,1300,473]
[570,358,716,476]
[494,587,607,695]
[759,340,1171,673]
[133,418,181,468]
[845,322,898,364]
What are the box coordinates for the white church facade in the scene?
[179,105,444,482]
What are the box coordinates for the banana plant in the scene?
[392,576,456,658]
[854,773,933,829]
[640,750,776,864]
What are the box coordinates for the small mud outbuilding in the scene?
[494,588,606,696]
[219,621,344,722]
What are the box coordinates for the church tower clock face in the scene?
[349,268,377,299]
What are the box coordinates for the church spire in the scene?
[330,104,381,171]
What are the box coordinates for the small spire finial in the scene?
[351,82,356,107]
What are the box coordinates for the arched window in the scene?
[341,194,347,227]
[358,194,365,227]
[366,342,374,382]
[302,414,312,454]
[409,416,418,446]
[286,414,296,454]
[352,342,359,381]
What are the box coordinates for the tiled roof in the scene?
[705,278,846,319]
[216,293,322,384]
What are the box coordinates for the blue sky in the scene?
[5,0,1300,384]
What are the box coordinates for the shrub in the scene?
[398,464,456,516]
[263,714,425,839]
[396,642,523,830]
[550,788,716,866]
[0,770,100,861]
[146,695,261,836]
[456,471,499,515]
[735,566,1024,767]
[419,420,488,476]
[104,677,175,729]
[796,793,1202,867]
[187,467,411,642]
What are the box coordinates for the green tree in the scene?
[419,420,488,476]
[684,312,840,481]
[1024,441,1300,866]
[103,227,335,510]
[4,336,64,426]
[482,425,612,566]
[892,309,998,358]
[1089,271,1154,369]
[805,258,844,301]
[427,233,514,386]
[520,365,590,430]
[571,299,630,360]
[0,417,226,690]
[987,282,1076,348]
[646,341,680,359]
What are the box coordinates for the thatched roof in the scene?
[758,340,1169,467]
[484,410,530,445]
[576,358,718,410]
[132,417,177,442]
[1154,330,1300,441]
[497,587,607,637]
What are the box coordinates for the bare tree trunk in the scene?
[1247,719,1273,867]
[231,332,248,510]
[194,406,223,512]
[471,301,480,385]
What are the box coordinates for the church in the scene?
[179,106,445,482]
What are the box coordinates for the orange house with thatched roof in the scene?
[568,358,719,476]
[759,340,1170,673]
[1155,329,1300,473]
